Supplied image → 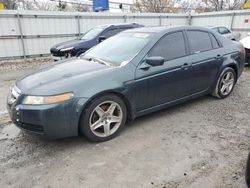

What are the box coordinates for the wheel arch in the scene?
[227,63,238,79]
[77,91,134,133]
[211,60,238,95]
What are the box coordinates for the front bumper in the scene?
[50,49,75,61]
[7,97,88,139]
[51,55,66,61]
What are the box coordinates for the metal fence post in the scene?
[17,13,26,60]
[123,15,127,23]
[77,15,81,36]
[159,15,162,26]
[230,13,235,31]
[187,12,192,25]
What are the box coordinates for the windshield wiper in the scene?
[81,56,92,61]
[92,57,111,66]
[81,56,111,66]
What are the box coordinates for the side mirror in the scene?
[98,36,106,42]
[145,56,164,66]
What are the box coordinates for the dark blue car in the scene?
[7,26,245,142]
[50,23,144,61]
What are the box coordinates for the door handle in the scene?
[216,54,222,60]
[194,51,201,54]
[181,63,191,70]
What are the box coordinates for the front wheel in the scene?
[212,67,236,99]
[79,94,127,142]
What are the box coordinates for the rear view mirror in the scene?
[145,56,164,66]
[98,36,106,42]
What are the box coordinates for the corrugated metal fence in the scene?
[0,9,250,60]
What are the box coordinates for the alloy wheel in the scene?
[220,71,235,96]
[89,101,123,138]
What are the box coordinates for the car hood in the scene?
[240,36,250,49]
[16,58,112,95]
[51,39,90,51]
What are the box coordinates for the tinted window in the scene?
[102,28,120,38]
[218,27,230,35]
[212,27,219,33]
[187,31,213,53]
[210,34,220,48]
[148,32,186,60]
[80,27,104,40]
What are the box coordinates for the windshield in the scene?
[82,33,150,66]
[80,27,104,40]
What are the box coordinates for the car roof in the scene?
[206,26,217,29]
[97,23,143,28]
[206,26,228,29]
[124,26,214,35]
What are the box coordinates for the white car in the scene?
[240,33,250,64]
[208,26,241,41]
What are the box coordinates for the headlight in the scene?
[60,47,74,52]
[22,92,74,105]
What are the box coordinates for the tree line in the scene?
[1,0,249,12]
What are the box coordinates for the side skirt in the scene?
[135,90,210,118]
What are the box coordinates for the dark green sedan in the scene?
[7,26,245,142]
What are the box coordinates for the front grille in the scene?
[16,121,44,133]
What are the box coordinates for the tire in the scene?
[246,152,250,188]
[212,67,236,99]
[79,94,127,142]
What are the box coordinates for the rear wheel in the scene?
[80,94,127,142]
[212,67,236,98]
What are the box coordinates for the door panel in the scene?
[133,31,194,112]
[186,30,223,94]
[134,56,193,111]
[189,50,222,94]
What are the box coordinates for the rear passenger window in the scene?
[218,27,230,34]
[210,34,220,49]
[187,31,213,53]
[212,27,219,33]
[148,32,186,60]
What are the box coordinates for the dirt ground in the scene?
[0,59,250,188]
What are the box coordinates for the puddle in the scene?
[0,124,20,140]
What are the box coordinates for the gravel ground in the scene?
[0,59,250,188]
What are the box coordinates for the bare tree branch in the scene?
[131,0,178,13]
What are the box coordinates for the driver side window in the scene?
[148,31,186,61]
